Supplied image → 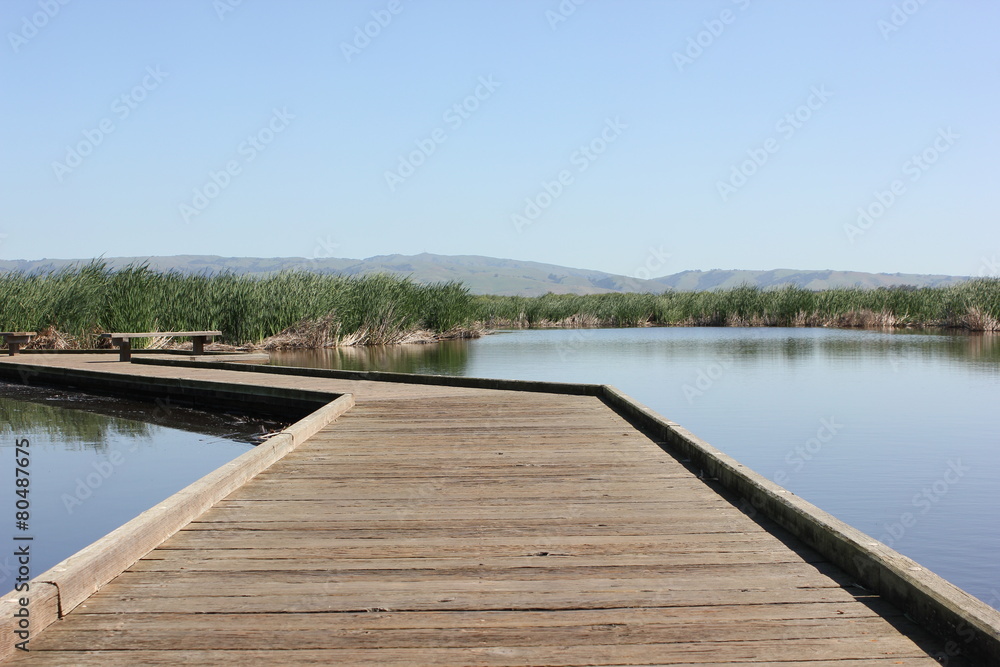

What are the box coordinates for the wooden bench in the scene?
[99,331,222,362]
[0,332,36,356]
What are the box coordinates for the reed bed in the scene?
[0,261,477,350]
[473,279,1000,332]
[3,263,998,352]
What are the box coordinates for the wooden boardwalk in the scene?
[0,355,967,664]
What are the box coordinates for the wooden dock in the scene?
[1,353,996,665]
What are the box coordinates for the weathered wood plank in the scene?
[5,641,939,666]
[0,355,963,665]
[94,561,854,591]
[127,551,825,573]
[32,614,932,651]
[78,587,864,615]
[28,602,910,630]
[141,533,805,560]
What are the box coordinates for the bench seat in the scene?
[99,331,222,361]
[0,332,36,356]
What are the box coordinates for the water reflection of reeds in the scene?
[0,398,151,450]
[963,333,1000,360]
[270,340,470,375]
[273,329,1000,377]
[648,330,1000,369]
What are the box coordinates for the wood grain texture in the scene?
[0,354,964,665]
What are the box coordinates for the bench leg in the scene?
[192,336,207,355]
[115,338,132,362]
[7,342,19,357]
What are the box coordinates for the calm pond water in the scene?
[0,384,265,594]
[270,327,1000,610]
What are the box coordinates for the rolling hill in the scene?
[0,254,970,296]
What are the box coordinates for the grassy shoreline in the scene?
[473,281,1000,332]
[0,262,478,350]
[2,263,998,351]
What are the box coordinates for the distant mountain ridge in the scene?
[0,253,970,296]
[651,268,968,292]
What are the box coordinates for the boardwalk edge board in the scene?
[0,376,354,662]
[601,384,1000,664]
[131,356,606,396]
[0,363,334,417]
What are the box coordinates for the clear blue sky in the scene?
[2,0,998,278]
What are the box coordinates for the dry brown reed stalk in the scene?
[556,313,602,328]
[500,314,623,329]
[144,335,171,350]
[476,317,518,329]
[678,314,726,327]
[28,326,76,349]
[724,313,783,327]
[255,317,485,349]
[258,313,342,350]
[829,309,900,329]
[338,325,406,347]
[437,325,486,339]
[791,311,827,327]
[959,306,1000,332]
